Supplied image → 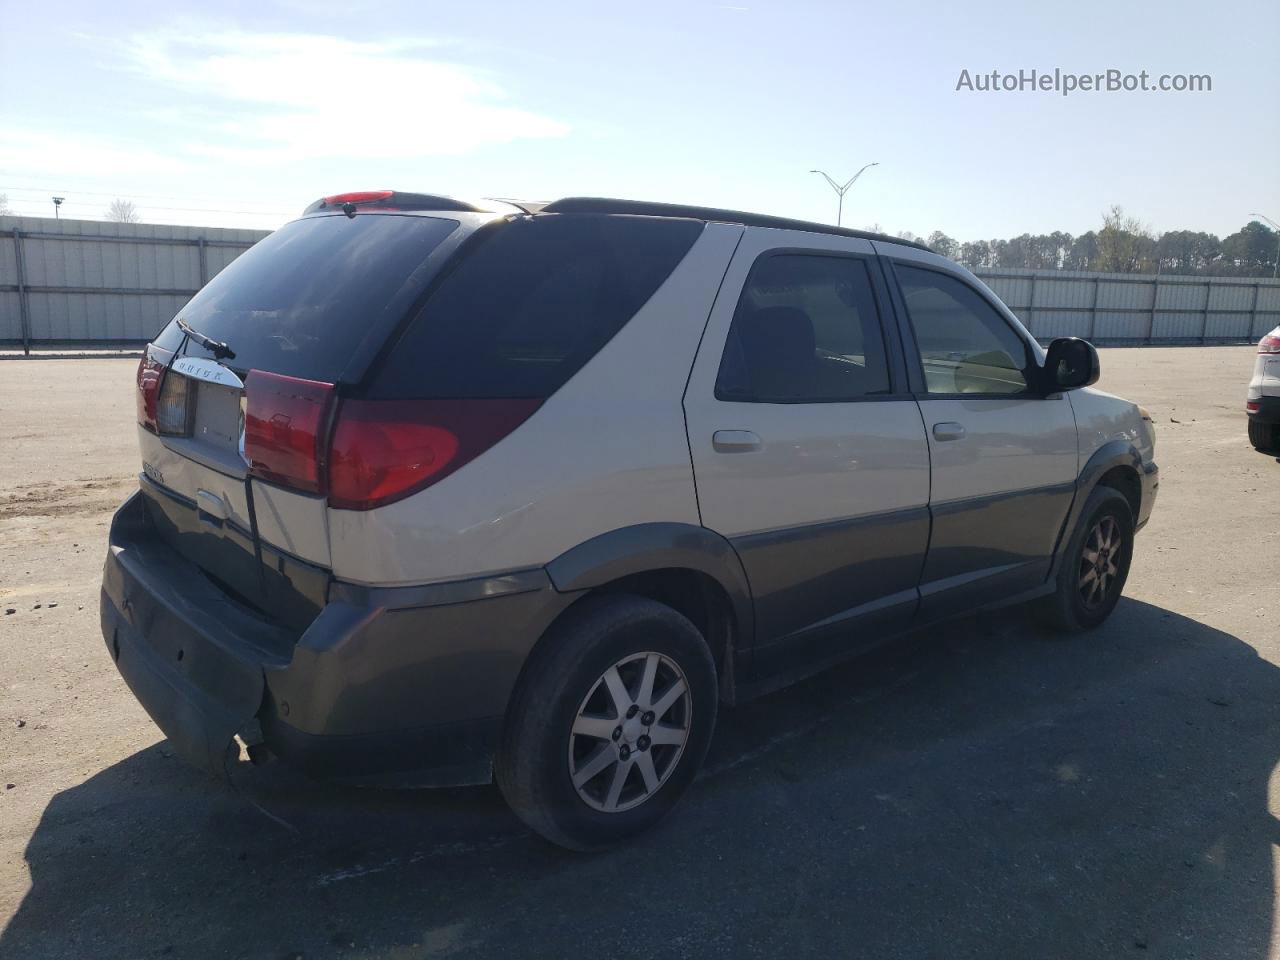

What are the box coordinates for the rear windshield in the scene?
[154,214,459,382]
[370,214,704,399]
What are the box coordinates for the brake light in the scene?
[136,354,165,432]
[1259,334,1280,354]
[1247,400,1261,413]
[322,190,394,207]
[242,371,335,495]
[327,398,542,510]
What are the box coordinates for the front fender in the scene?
[1048,439,1146,580]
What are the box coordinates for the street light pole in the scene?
[810,163,879,227]
[1249,213,1280,278]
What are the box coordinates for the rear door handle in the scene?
[932,422,966,441]
[712,430,762,453]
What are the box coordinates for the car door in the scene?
[683,229,931,682]
[878,246,1078,618]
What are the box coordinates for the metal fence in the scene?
[976,268,1280,344]
[3,216,1278,351]
[0,216,269,351]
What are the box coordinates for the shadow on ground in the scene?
[5,599,1279,959]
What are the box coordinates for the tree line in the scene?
[903,207,1279,278]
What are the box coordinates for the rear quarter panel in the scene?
[1249,328,1280,399]
[327,222,746,586]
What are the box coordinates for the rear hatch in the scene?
[135,210,467,626]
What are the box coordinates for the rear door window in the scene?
[153,214,459,382]
[715,253,892,402]
[370,214,704,399]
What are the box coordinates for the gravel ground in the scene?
[1,347,1277,960]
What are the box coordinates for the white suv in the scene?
[1247,325,1280,454]
[101,192,1159,849]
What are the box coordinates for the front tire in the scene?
[1038,485,1134,633]
[495,594,718,851]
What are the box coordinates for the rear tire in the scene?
[1038,485,1134,633]
[1248,418,1280,453]
[495,594,717,851]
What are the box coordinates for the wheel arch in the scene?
[543,523,754,704]
[1048,440,1144,580]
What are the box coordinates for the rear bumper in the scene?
[1247,395,1280,424]
[101,491,574,786]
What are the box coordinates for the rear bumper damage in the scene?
[101,490,573,787]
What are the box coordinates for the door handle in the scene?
[932,422,966,441]
[712,430,762,453]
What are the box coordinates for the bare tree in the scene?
[107,199,140,224]
[0,193,10,216]
[1095,205,1154,273]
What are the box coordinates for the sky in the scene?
[1,0,1276,241]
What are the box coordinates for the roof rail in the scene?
[539,197,930,250]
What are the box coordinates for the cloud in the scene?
[0,130,188,177]
[121,29,569,165]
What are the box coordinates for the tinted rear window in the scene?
[370,214,704,399]
[154,214,459,382]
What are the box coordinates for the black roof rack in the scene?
[539,197,930,250]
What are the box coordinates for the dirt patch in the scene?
[0,478,133,522]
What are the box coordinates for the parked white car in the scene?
[102,192,1159,849]
[1247,325,1280,454]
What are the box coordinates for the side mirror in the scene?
[1041,337,1099,392]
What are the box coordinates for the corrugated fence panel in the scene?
[1026,310,1089,338]
[1208,284,1255,311]
[0,235,16,285]
[1155,281,1208,310]
[1,215,265,345]
[1096,280,1155,311]
[1150,312,1206,340]
[0,292,20,339]
[1037,278,1093,309]
[1205,312,1253,340]
[983,276,1031,309]
[3,219,1278,347]
[1092,311,1149,341]
[973,268,1280,345]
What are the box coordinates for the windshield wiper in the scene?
[177,318,236,360]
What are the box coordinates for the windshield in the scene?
[153,214,459,382]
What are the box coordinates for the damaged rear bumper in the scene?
[100,492,287,774]
[100,489,574,787]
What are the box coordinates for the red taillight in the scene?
[322,190,394,207]
[1247,399,1262,413]
[327,398,542,510]
[1259,334,1280,354]
[243,371,335,495]
[136,354,165,432]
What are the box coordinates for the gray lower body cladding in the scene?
[100,490,575,787]
[1248,395,1280,424]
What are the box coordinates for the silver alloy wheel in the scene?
[568,651,692,813]
[1079,514,1122,608]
